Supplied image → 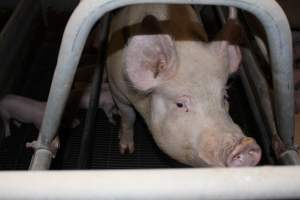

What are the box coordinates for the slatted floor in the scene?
[56,110,188,169]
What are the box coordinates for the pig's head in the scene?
[124,15,261,167]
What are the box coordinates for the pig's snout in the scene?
[226,137,261,167]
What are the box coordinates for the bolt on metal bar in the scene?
[30,0,293,169]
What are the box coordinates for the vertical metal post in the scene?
[77,14,111,169]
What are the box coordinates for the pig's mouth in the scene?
[225,137,262,167]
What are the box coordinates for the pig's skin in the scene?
[72,65,118,124]
[76,82,118,124]
[0,95,45,137]
[0,95,62,154]
[107,5,261,167]
[0,87,117,138]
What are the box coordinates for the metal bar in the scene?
[2,166,300,199]
[241,49,300,164]
[30,0,293,169]
[279,150,300,165]
[29,149,53,170]
[76,58,102,169]
[239,59,275,164]
[76,14,111,169]
[217,7,299,164]
[216,7,274,163]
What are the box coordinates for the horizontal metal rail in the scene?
[77,13,111,169]
[30,0,293,169]
[2,166,300,199]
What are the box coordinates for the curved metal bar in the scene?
[30,0,293,169]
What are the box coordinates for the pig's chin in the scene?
[178,156,213,167]
[148,114,234,167]
[150,132,226,167]
[189,150,227,167]
[165,147,225,167]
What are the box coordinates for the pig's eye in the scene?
[176,103,184,108]
[176,102,188,112]
[175,96,190,112]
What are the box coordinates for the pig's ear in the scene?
[210,41,241,73]
[124,16,177,91]
[227,44,241,73]
[213,19,243,73]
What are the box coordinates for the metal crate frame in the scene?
[11,0,297,199]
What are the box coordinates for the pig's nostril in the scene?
[226,138,262,167]
[233,154,242,161]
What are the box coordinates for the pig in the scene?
[0,94,45,137]
[0,82,117,138]
[72,64,118,124]
[0,95,61,155]
[106,4,261,167]
[75,82,118,124]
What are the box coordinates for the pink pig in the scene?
[0,81,117,137]
[0,94,45,137]
[106,5,261,167]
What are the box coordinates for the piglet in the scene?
[0,94,45,137]
[72,82,118,124]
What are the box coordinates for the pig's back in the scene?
[109,4,169,33]
[109,4,205,40]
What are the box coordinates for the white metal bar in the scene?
[2,166,300,199]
